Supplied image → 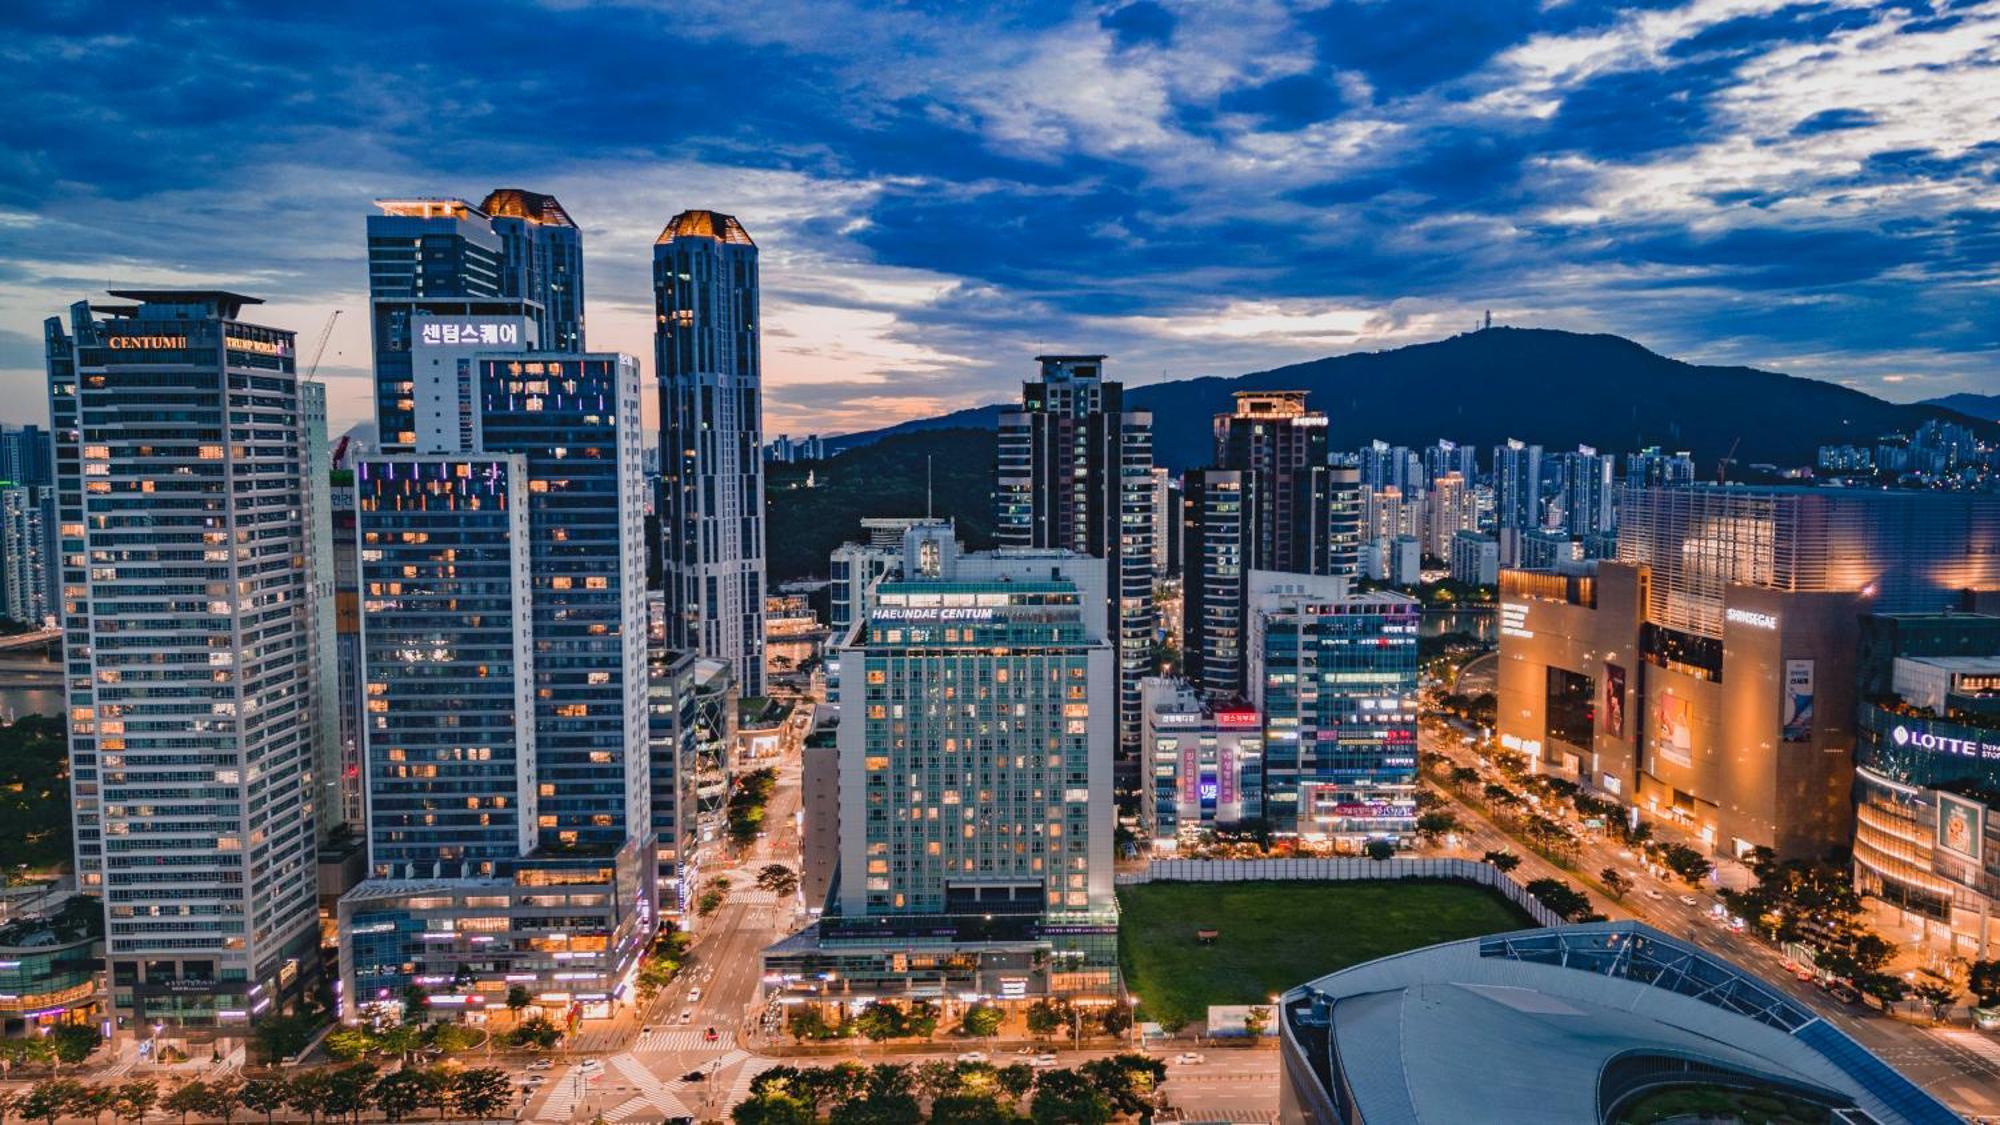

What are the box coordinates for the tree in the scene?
[913,1062,960,1102]
[322,1027,375,1062]
[854,1001,908,1042]
[1913,981,1959,1023]
[44,1025,101,1065]
[995,1065,1036,1108]
[283,1070,335,1125]
[20,1080,87,1125]
[1970,959,2000,1009]
[1484,850,1521,873]
[1029,1069,1112,1125]
[1656,843,1714,887]
[507,1017,562,1050]
[1600,867,1632,900]
[904,999,940,1039]
[75,1085,116,1125]
[787,1006,839,1042]
[958,1004,1004,1039]
[1857,973,1910,1013]
[1243,1006,1271,1037]
[1414,811,1458,843]
[1448,766,1479,791]
[505,985,532,1017]
[1024,999,1073,1041]
[928,1094,1014,1125]
[113,1080,160,1125]
[199,1080,243,1125]
[0,1089,21,1125]
[1078,1054,1166,1118]
[237,1078,288,1125]
[1524,878,1594,922]
[697,888,727,917]
[1098,1003,1132,1037]
[370,1070,427,1123]
[732,1093,815,1125]
[252,1011,322,1065]
[324,1064,380,1124]
[400,983,430,1025]
[756,865,801,898]
[1364,838,1396,861]
[453,1069,510,1121]
[162,1083,211,1125]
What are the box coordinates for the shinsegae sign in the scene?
[106,334,187,349]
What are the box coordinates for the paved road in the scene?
[1422,727,2000,1120]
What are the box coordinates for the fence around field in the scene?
[1115,856,1563,928]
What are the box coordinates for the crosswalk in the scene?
[720,1052,775,1108]
[533,1066,585,1121]
[600,1053,695,1121]
[1934,1028,2000,1073]
[635,1026,737,1053]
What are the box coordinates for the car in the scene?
[578,1059,604,1075]
[1728,916,1748,932]
[682,1070,708,1083]
[522,1075,546,1087]
[688,987,703,1002]
[641,1025,654,1035]
[680,1009,694,1023]
[1644,888,1664,900]
[1174,1053,1206,1065]
[1678,895,1699,907]
[1031,1054,1059,1069]
[526,1059,554,1072]
[956,1051,989,1064]
[703,1026,719,1043]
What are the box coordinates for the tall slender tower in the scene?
[995,355,1155,789]
[655,210,767,696]
[46,291,322,1031]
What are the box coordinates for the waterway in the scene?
[0,651,62,720]
[1420,607,1496,642]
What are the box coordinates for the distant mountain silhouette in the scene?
[827,327,1999,472]
[1922,392,2000,423]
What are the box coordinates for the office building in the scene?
[827,519,954,703]
[762,537,1119,1003]
[328,467,367,836]
[1450,530,1498,587]
[299,382,346,849]
[0,483,52,623]
[1552,445,1614,539]
[1850,611,2000,959]
[647,630,700,916]
[45,291,321,1032]
[800,727,839,914]
[0,894,102,1039]
[0,424,55,616]
[1280,922,1959,1125]
[656,210,767,696]
[996,355,1154,782]
[1250,572,1421,844]
[1492,438,1544,543]
[1149,467,1176,577]
[1496,485,2000,859]
[1519,527,1582,571]
[1140,678,1263,849]
[1302,464,1364,579]
[1217,392,1326,575]
[367,196,575,452]
[1181,469,1254,697]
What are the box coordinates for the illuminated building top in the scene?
[656,209,755,246]
[479,188,577,228]
[1231,390,1312,418]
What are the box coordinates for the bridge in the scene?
[0,628,59,652]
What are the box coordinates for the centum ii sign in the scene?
[1725,608,1778,630]
[107,335,187,349]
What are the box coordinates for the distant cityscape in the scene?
[1,184,1996,1125]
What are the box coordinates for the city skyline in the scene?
[6,2,2000,440]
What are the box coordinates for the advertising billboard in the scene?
[1604,663,1627,740]
[1937,792,1985,864]
[1781,659,1814,742]
[1654,694,1692,768]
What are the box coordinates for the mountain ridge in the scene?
[824,327,1999,471]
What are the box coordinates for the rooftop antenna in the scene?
[1483,309,1493,330]
[926,455,933,520]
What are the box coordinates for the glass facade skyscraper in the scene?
[655,210,767,696]
[44,291,321,1031]
[996,355,1155,785]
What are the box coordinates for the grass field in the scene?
[1117,879,1532,1029]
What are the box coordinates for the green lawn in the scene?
[1117,879,1532,1029]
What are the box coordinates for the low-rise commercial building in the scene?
[0,896,101,1039]
[1139,678,1263,849]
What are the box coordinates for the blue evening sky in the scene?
[3,0,1996,436]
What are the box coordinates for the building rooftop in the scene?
[373,198,482,220]
[1284,921,1957,1125]
[657,210,755,246]
[478,188,577,227]
[103,289,264,319]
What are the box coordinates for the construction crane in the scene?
[1716,436,1741,483]
[302,309,341,382]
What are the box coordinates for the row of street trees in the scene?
[732,1055,1166,1125]
[0,1065,513,1125]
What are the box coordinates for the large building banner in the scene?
[1937,792,1985,864]
[1654,694,1693,768]
[1781,659,1815,743]
[1604,663,1627,740]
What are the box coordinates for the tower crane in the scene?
[303,309,341,381]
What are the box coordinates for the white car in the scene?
[679,1009,694,1024]
[688,987,703,1003]
[525,1059,554,1072]
[1174,1052,1206,1065]
[1678,895,1699,907]
[1645,888,1664,900]
[577,1059,604,1075]
[1030,1053,1059,1068]
[956,1051,989,1064]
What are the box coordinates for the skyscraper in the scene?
[300,382,347,845]
[1181,469,1254,697]
[0,483,52,623]
[995,355,1155,782]
[367,193,582,453]
[46,292,321,1031]
[656,210,767,696]
[1216,392,1328,574]
[762,532,1119,1003]
[1553,444,1615,539]
[1249,573,1421,843]
[0,425,56,615]
[1493,438,1544,534]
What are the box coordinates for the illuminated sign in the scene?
[1725,608,1778,630]
[1213,709,1259,729]
[1500,601,1532,640]
[107,335,187,349]
[225,335,289,356]
[873,607,996,622]
[1892,723,2000,761]
[1938,792,1985,864]
[419,321,519,347]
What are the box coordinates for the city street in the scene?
[1421,724,2000,1120]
